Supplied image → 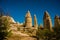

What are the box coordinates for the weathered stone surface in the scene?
[43,11,52,31]
[54,15,60,28]
[8,35,37,40]
[2,10,59,40]
[34,14,38,29]
[25,10,32,28]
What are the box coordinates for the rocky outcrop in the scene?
[25,10,32,28]
[54,15,60,28]
[8,36,37,40]
[1,10,60,40]
[43,11,52,31]
[34,14,38,29]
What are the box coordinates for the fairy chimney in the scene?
[54,15,60,28]
[25,10,32,28]
[43,11,52,31]
[34,14,38,29]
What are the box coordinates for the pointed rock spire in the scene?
[25,10,32,28]
[55,15,59,19]
[54,15,60,28]
[34,14,38,29]
[43,11,50,19]
[25,10,31,17]
[45,11,49,16]
[43,11,52,31]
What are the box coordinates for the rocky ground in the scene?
[7,31,37,40]
[8,35,37,40]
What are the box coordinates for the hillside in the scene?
[1,16,37,40]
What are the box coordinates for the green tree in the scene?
[53,25,60,40]
[0,16,11,40]
[36,27,45,40]
[36,27,56,40]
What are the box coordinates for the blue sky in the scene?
[0,0,60,26]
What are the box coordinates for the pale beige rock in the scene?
[34,14,38,29]
[43,11,52,31]
[54,15,60,28]
[1,13,37,40]
[25,10,32,28]
[8,36,37,40]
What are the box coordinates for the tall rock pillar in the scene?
[43,11,52,31]
[34,14,38,29]
[25,10,32,28]
[54,15,60,28]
